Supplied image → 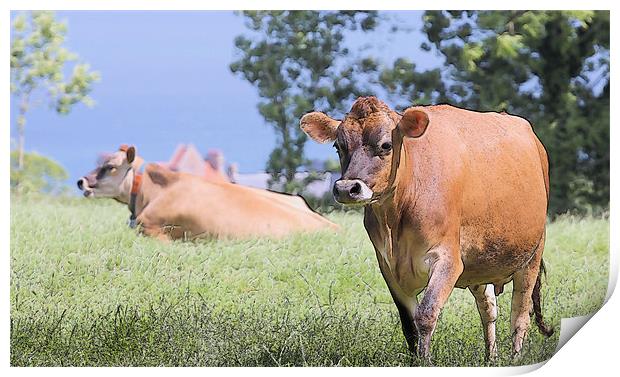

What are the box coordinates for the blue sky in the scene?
[10,11,441,193]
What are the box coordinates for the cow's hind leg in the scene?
[469,284,498,361]
[510,234,549,358]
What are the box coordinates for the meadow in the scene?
[10,194,609,367]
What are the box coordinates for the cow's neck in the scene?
[114,157,145,206]
[129,161,160,218]
[114,175,133,205]
[371,143,414,229]
[365,192,402,272]
[365,146,416,272]
[368,194,400,235]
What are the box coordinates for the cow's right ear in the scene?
[125,146,136,163]
[398,108,429,138]
[300,112,340,143]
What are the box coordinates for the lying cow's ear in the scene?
[398,108,429,138]
[300,112,340,143]
[126,146,136,163]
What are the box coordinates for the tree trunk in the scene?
[13,93,29,194]
[17,93,29,171]
[276,102,298,192]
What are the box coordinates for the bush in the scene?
[10,150,69,195]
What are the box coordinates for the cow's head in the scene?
[301,97,429,205]
[77,144,136,200]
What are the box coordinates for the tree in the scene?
[10,11,100,181]
[380,11,609,214]
[378,58,448,110]
[230,11,378,193]
[10,151,68,195]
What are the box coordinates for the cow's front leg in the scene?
[140,224,172,242]
[375,250,419,354]
[469,284,498,361]
[414,244,463,361]
[393,293,419,355]
[137,213,172,243]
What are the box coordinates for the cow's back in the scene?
[155,176,337,239]
[406,105,548,286]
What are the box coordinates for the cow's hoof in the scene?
[484,354,499,366]
[416,355,433,367]
[485,349,498,364]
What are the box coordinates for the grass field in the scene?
[10,194,609,367]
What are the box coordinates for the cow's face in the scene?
[301,97,428,205]
[77,145,135,198]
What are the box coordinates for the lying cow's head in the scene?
[77,145,136,199]
[301,96,428,205]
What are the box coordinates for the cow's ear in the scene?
[125,146,136,163]
[300,112,340,143]
[398,108,429,138]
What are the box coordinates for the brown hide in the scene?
[379,104,548,291]
[135,163,339,240]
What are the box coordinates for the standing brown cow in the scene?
[301,97,553,361]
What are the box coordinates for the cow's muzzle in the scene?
[77,178,94,197]
[333,179,373,204]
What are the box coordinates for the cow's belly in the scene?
[455,220,544,288]
[455,177,546,285]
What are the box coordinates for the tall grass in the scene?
[10,195,609,366]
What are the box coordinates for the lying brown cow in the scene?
[77,145,338,240]
[301,97,553,361]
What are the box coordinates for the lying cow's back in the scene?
[404,105,548,287]
[143,165,338,239]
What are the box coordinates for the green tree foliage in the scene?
[379,58,448,109]
[10,151,68,195]
[231,11,378,193]
[10,11,100,182]
[380,11,609,215]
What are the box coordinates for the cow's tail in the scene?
[532,259,554,337]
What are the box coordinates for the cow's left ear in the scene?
[125,146,136,163]
[398,108,429,138]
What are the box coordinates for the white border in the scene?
[2,1,616,376]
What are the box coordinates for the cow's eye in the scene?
[97,165,115,179]
[96,168,107,179]
[381,142,392,151]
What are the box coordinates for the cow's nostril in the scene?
[350,182,361,195]
[333,184,340,198]
[77,179,84,190]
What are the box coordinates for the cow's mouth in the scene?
[78,178,96,198]
[338,199,370,207]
